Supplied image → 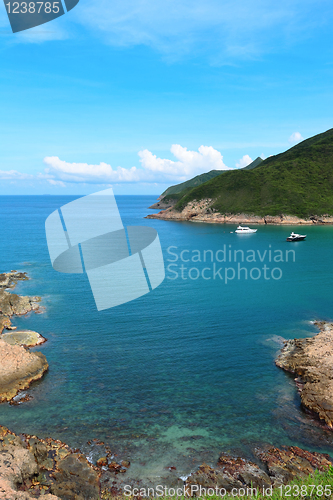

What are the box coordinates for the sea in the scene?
[1,195,333,483]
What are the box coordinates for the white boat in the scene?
[286,231,306,242]
[235,225,257,234]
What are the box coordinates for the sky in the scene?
[1,0,333,195]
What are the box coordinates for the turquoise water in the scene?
[1,195,333,481]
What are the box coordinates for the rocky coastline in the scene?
[147,199,333,224]
[0,424,100,500]
[0,272,48,403]
[276,321,333,429]
[185,446,332,493]
[1,271,333,498]
[1,421,333,500]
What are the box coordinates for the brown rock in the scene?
[1,330,46,347]
[256,446,332,486]
[0,315,12,334]
[108,461,122,472]
[276,321,333,427]
[0,339,48,402]
[218,454,271,488]
[0,271,41,335]
[51,453,100,500]
[186,463,243,493]
[146,200,325,225]
[0,478,59,500]
[0,445,38,488]
[96,457,108,467]
[0,425,60,499]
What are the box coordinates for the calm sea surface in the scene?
[1,195,333,481]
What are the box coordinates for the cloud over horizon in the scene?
[236,154,253,169]
[289,132,304,145]
[0,169,34,180]
[42,144,232,185]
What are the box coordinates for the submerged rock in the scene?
[276,321,333,428]
[1,329,46,347]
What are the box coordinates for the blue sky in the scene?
[1,0,333,195]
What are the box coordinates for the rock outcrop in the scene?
[0,425,100,500]
[256,446,332,485]
[0,271,41,334]
[218,454,271,488]
[1,330,46,347]
[148,199,177,210]
[0,428,332,498]
[0,271,48,402]
[185,446,332,494]
[276,321,333,428]
[0,339,48,402]
[146,199,333,225]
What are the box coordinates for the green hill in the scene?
[243,156,263,170]
[172,128,333,218]
[160,170,224,199]
[160,157,263,200]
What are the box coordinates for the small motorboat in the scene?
[235,225,257,234]
[286,231,306,242]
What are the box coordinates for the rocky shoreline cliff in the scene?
[146,199,333,225]
[1,421,333,500]
[0,272,48,403]
[276,321,333,429]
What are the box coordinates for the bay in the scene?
[0,195,333,481]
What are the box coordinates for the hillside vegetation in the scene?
[172,129,333,217]
[160,170,224,198]
[160,157,263,200]
[243,156,263,170]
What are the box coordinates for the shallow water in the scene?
[1,195,333,482]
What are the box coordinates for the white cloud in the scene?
[138,144,230,179]
[43,156,142,183]
[289,132,304,144]
[0,169,33,180]
[236,154,253,169]
[43,144,231,185]
[74,0,331,60]
[47,179,66,187]
[1,0,331,59]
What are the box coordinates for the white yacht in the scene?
[235,225,257,234]
[286,231,306,242]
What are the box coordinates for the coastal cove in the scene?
[2,196,333,489]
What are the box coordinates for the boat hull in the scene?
[286,236,306,241]
[235,229,257,234]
